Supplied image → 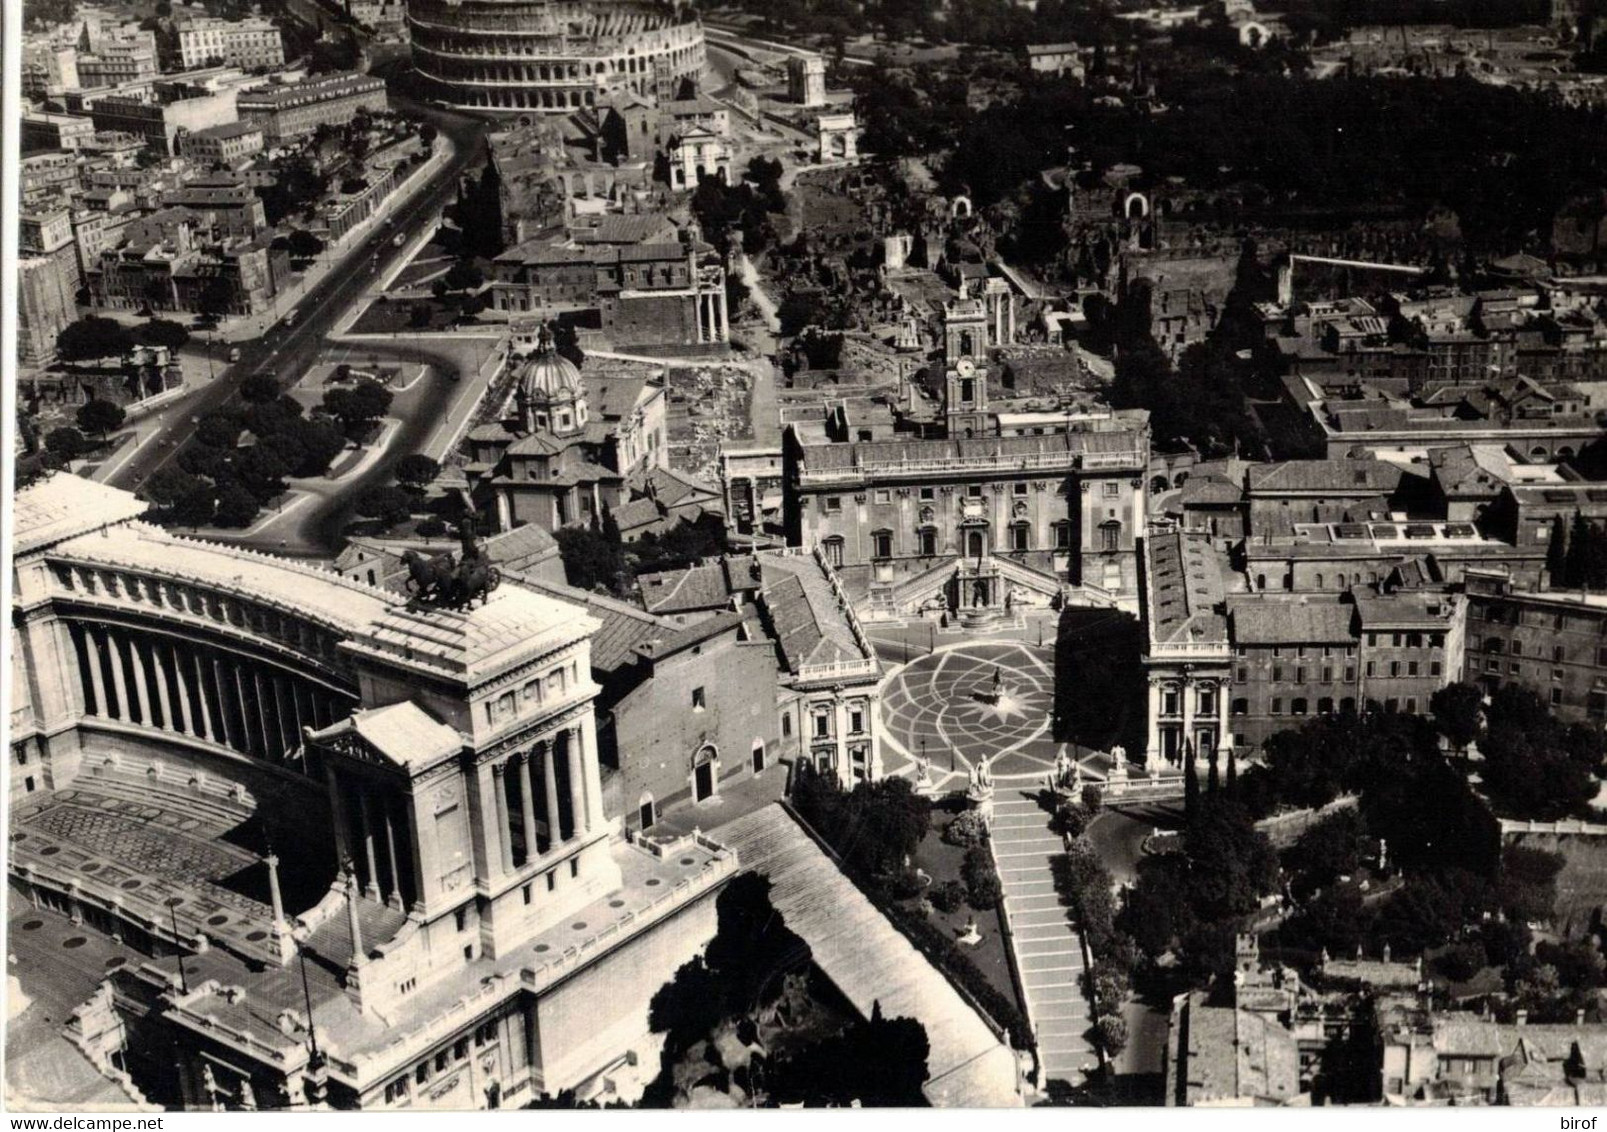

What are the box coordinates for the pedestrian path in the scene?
[990,791,1096,1090]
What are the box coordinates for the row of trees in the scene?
[1546,510,1607,591]
[144,373,395,529]
[57,316,192,369]
[555,509,729,599]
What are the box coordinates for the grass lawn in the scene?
[901,811,1024,1021]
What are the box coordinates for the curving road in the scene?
[106,94,493,538]
[1086,802,1184,886]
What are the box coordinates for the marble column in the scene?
[266,852,285,927]
[358,789,381,900]
[492,763,515,873]
[213,658,237,750]
[151,642,174,731]
[233,662,257,756]
[1145,678,1161,760]
[1181,679,1197,762]
[107,633,130,721]
[127,639,153,726]
[1217,679,1231,754]
[324,766,353,868]
[542,742,562,851]
[191,650,215,742]
[718,288,730,342]
[566,729,587,840]
[83,627,108,717]
[382,801,403,910]
[578,717,606,832]
[345,869,366,974]
[517,753,538,866]
[171,644,195,735]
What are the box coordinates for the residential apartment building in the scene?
[236,72,388,143]
[179,120,266,168]
[22,42,80,99]
[159,182,267,239]
[1144,530,1462,754]
[177,17,286,70]
[22,111,97,154]
[77,41,159,87]
[1462,568,1607,725]
[88,89,239,156]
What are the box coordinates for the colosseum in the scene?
[406,0,707,113]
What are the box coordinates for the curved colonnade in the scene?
[407,0,706,113]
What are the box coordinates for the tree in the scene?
[143,465,204,510]
[1184,744,1200,822]
[285,229,326,261]
[1547,515,1569,581]
[191,276,233,322]
[213,481,261,527]
[1567,510,1592,589]
[240,374,280,403]
[1499,844,1565,925]
[1185,799,1279,920]
[962,845,1002,909]
[76,398,126,438]
[322,378,393,437]
[1431,682,1484,755]
[443,258,484,292]
[57,317,135,367]
[1095,1014,1129,1059]
[260,156,329,226]
[137,318,190,351]
[356,485,413,528]
[44,427,89,460]
[409,303,433,329]
[766,1003,930,1107]
[395,453,441,494]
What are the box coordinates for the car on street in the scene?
[227,347,241,362]
[284,308,299,325]
[392,233,406,247]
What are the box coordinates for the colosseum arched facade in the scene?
[406,0,707,112]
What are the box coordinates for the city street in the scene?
[104,95,493,523]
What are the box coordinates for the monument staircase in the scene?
[988,792,1096,1091]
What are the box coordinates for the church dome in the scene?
[519,324,582,405]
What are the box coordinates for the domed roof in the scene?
[519,324,582,404]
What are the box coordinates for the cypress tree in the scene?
[1546,515,1568,585]
[1207,746,1220,794]
[1183,740,1199,823]
[1567,510,1590,589]
[1226,748,1238,796]
[1588,523,1607,592]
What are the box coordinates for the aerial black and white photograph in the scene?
[6,0,1607,1114]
